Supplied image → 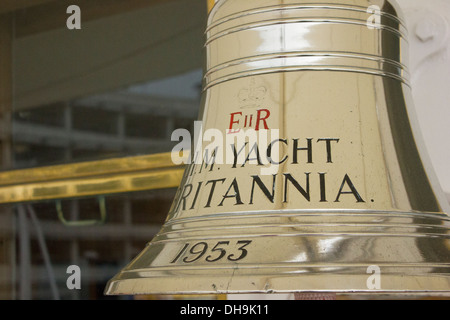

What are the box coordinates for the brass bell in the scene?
[105,0,450,297]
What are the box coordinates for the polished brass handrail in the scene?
[0,152,185,204]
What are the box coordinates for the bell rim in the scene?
[104,273,450,296]
[105,210,450,296]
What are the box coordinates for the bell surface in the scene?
[105,0,450,297]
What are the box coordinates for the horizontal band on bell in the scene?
[204,51,410,89]
[164,209,450,225]
[118,263,450,277]
[153,210,450,242]
[205,17,407,47]
[205,51,408,77]
[106,273,450,295]
[206,3,407,35]
[203,64,410,91]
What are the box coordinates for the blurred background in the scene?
[0,0,448,299]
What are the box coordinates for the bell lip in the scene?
[104,209,450,297]
[104,274,450,297]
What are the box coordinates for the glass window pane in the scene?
[1,0,207,300]
[10,189,176,300]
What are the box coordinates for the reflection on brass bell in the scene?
[105,0,450,297]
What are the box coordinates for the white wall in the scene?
[396,0,450,201]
